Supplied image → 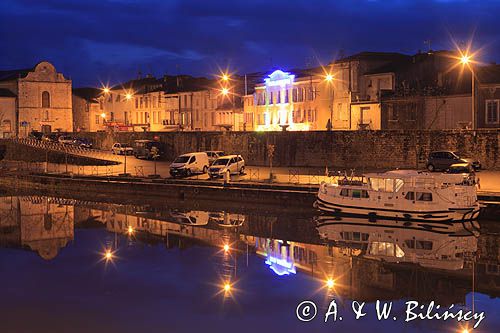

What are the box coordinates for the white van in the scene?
[169,152,209,178]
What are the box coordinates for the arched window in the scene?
[42,91,50,108]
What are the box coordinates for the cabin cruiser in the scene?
[316,217,478,271]
[315,170,480,223]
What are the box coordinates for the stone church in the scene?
[0,61,72,138]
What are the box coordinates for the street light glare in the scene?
[326,278,335,288]
[221,87,229,96]
[224,283,231,292]
[222,74,229,81]
[325,74,334,82]
[104,249,113,261]
[460,54,471,65]
[102,87,110,94]
[223,244,230,252]
[100,112,106,119]
[125,93,133,100]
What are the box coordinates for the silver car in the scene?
[208,155,245,178]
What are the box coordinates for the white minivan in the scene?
[208,155,245,178]
[169,152,209,178]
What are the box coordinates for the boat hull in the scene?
[315,196,481,224]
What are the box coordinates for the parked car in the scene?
[445,163,475,175]
[205,150,225,164]
[41,133,59,143]
[426,151,481,172]
[133,140,165,159]
[111,143,133,155]
[28,131,44,141]
[72,138,93,149]
[208,155,245,178]
[58,135,74,145]
[169,152,209,178]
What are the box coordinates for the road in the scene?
[19,149,500,193]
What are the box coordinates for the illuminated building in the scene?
[253,70,329,131]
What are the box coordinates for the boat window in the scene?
[394,179,404,192]
[340,189,349,196]
[352,190,362,198]
[395,245,405,258]
[385,179,394,192]
[352,232,361,241]
[405,192,415,200]
[416,240,433,250]
[416,192,433,201]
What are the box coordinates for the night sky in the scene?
[1,0,499,87]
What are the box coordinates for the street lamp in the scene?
[222,73,230,82]
[221,87,229,96]
[102,87,110,94]
[325,74,334,130]
[459,52,475,130]
[125,92,133,100]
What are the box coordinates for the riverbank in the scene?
[1,172,499,220]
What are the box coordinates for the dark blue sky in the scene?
[1,0,499,87]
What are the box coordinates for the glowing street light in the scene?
[461,329,470,333]
[325,74,334,82]
[223,244,230,253]
[100,112,106,119]
[326,278,335,289]
[221,87,229,96]
[224,283,231,292]
[460,55,471,65]
[104,249,113,261]
[125,92,133,100]
[222,73,230,81]
[102,87,110,94]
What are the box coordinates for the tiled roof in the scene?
[0,88,16,97]
[72,87,102,101]
[0,68,32,82]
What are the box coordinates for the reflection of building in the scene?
[0,61,73,137]
[0,196,74,259]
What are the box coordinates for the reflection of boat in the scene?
[169,210,209,226]
[209,212,245,228]
[316,216,478,270]
[316,170,480,223]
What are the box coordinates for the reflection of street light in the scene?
[104,249,113,261]
[458,51,475,129]
[224,283,231,292]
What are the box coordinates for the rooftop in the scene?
[0,88,16,97]
[0,68,32,82]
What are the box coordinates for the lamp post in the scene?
[459,54,475,130]
[325,74,334,131]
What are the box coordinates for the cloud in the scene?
[0,0,499,86]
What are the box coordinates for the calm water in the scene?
[0,192,499,333]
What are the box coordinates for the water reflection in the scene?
[0,194,498,307]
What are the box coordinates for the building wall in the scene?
[424,94,471,129]
[78,129,500,170]
[17,62,72,135]
[0,96,16,138]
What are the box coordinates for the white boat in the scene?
[315,170,480,223]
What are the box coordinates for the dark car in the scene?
[28,131,44,141]
[133,140,165,159]
[426,151,481,172]
[41,133,59,143]
[72,138,93,149]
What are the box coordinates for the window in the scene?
[41,91,50,108]
[110,112,114,121]
[405,192,415,200]
[486,100,499,124]
[388,105,398,121]
[416,192,432,201]
[95,115,100,124]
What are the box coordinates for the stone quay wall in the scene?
[74,129,499,170]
